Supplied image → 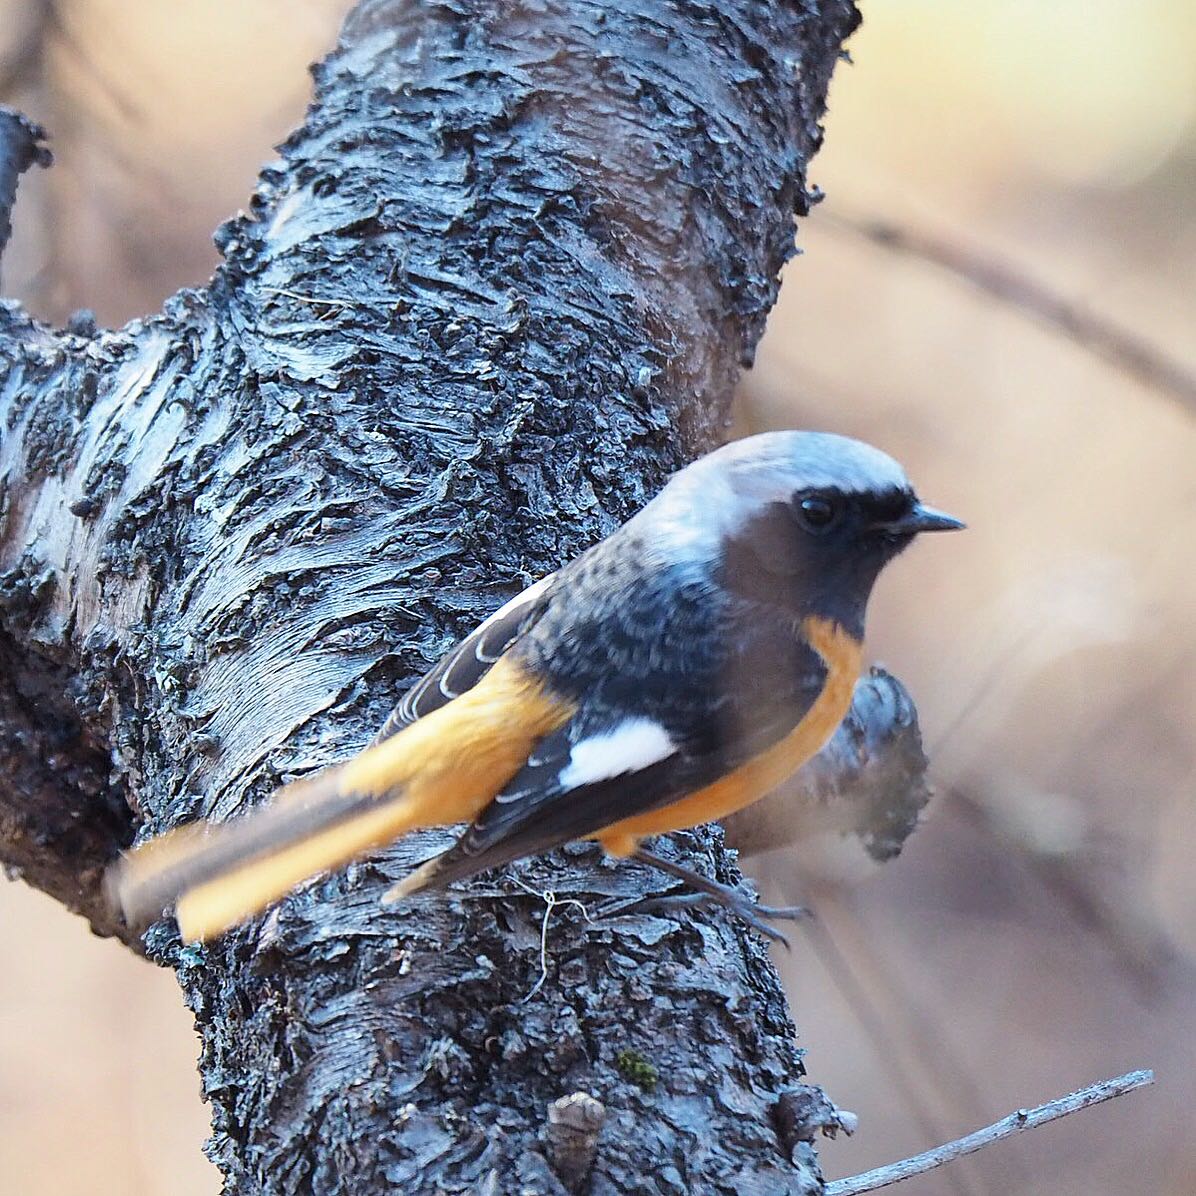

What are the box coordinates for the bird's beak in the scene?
[874,503,966,535]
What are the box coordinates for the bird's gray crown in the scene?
[697,431,910,499]
[636,431,912,559]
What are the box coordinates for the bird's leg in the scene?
[605,845,810,948]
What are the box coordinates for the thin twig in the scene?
[798,895,991,1196]
[824,1069,1155,1196]
[825,211,1196,416]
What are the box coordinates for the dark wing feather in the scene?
[396,723,687,893]
[400,690,816,895]
[374,573,556,742]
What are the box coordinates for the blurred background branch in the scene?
[0,0,54,97]
[824,212,1196,415]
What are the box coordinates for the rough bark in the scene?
[0,4,941,1193]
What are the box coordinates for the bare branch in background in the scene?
[826,212,1196,415]
[825,1070,1155,1196]
[949,788,1175,994]
[0,0,55,98]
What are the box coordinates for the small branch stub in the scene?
[773,1085,859,1165]
[0,106,50,266]
[724,667,930,865]
[544,1092,606,1192]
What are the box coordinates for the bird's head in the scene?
[655,431,964,637]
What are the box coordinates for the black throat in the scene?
[719,498,912,640]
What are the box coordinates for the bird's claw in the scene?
[598,887,809,950]
[704,893,809,950]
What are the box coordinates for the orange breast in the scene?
[596,616,863,857]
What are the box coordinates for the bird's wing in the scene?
[375,573,556,740]
[111,648,571,942]
[390,680,821,898]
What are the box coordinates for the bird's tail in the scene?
[108,654,572,943]
[107,765,423,943]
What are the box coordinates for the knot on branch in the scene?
[773,1084,858,1162]
[724,667,931,865]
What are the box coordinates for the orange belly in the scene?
[596,615,862,857]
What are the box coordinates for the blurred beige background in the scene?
[1,2,1193,1194]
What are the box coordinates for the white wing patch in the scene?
[558,718,677,790]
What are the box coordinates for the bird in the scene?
[108,430,963,944]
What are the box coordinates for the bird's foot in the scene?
[599,846,810,949]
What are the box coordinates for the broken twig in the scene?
[824,1069,1154,1195]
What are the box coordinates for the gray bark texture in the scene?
[0,3,941,1193]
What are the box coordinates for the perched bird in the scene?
[109,431,962,943]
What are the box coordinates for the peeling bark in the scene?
[0,3,935,1192]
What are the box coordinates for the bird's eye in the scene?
[796,494,841,533]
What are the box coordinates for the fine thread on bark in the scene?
[511,878,595,1004]
[824,1069,1155,1196]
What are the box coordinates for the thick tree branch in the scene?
[0,3,945,1192]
